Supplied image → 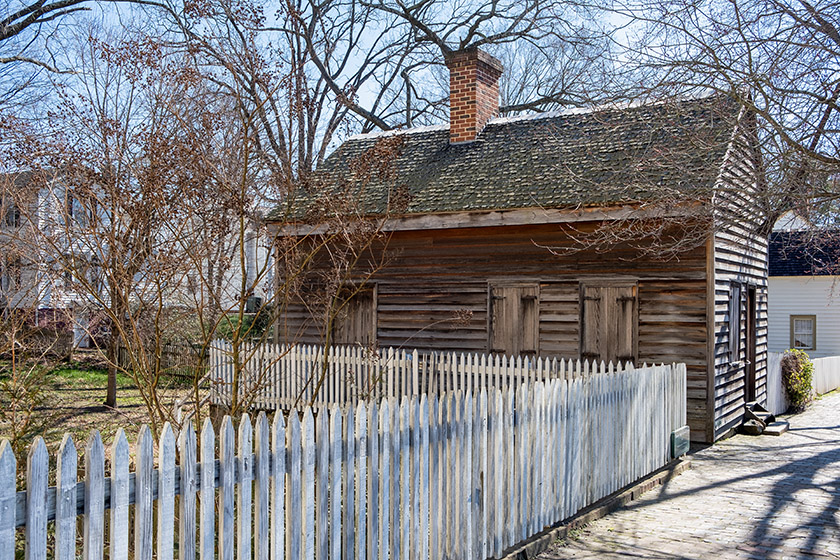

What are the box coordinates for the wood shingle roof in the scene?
[273,95,741,222]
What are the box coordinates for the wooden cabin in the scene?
[268,49,768,443]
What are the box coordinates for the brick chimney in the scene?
[445,47,504,144]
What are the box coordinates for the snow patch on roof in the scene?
[488,92,721,126]
[345,124,448,141]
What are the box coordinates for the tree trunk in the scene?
[105,290,122,408]
[105,369,118,407]
[105,342,118,408]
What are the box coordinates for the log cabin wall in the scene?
[709,112,769,441]
[277,220,715,442]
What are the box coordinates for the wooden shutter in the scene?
[580,283,638,364]
[333,286,377,345]
[488,282,539,356]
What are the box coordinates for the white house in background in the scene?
[3,171,275,349]
[772,209,811,232]
[1,171,103,348]
[767,225,840,358]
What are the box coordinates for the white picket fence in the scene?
[209,340,636,411]
[2,364,686,560]
[766,352,840,415]
[765,352,788,415]
[812,356,840,395]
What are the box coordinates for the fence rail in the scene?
[3,363,686,560]
[209,341,634,411]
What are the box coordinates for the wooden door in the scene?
[333,286,377,345]
[488,282,539,356]
[745,286,757,402]
[580,283,638,364]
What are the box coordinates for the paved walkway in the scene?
[540,392,840,559]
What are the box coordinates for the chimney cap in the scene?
[444,47,504,74]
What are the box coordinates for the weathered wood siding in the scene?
[278,221,713,441]
[710,111,768,441]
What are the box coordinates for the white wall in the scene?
[766,352,839,414]
[765,352,788,415]
[768,275,840,358]
[812,356,840,395]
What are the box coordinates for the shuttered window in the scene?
[0,257,21,292]
[580,283,638,365]
[333,285,377,345]
[488,282,539,357]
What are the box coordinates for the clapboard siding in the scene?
[538,282,579,357]
[378,282,489,352]
[710,109,768,441]
[636,279,710,439]
[276,222,714,440]
[768,276,840,358]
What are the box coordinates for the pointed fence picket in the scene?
[3,363,686,560]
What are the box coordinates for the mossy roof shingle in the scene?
[272,95,740,222]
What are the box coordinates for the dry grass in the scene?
[4,361,194,456]
[41,366,152,450]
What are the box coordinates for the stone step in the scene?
[763,420,790,436]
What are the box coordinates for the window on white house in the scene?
[790,315,816,351]
[3,202,20,227]
[0,257,21,292]
[66,193,90,226]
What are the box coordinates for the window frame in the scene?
[488,280,540,357]
[3,202,20,227]
[0,257,22,292]
[332,283,378,346]
[790,314,817,351]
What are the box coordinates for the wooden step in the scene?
[763,421,789,436]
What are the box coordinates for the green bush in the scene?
[216,309,272,341]
[780,349,814,412]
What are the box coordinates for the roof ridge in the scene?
[341,91,725,143]
[487,92,723,126]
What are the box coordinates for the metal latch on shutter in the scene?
[583,295,601,301]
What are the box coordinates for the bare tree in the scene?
[1,20,218,425]
[154,0,615,186]
[0,0,175,109]
[613,0,840,230]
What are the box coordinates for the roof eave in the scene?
[269,200,708,237]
